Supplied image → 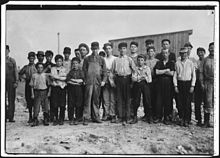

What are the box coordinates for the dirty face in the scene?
[197,50,205,60]
[130,44,138,54]
[105,46,113,56]
[209,44,214,56]
[72,60,79,70]
[37,64,44,73]
[147,48,155,58]
[56,58,63,67]
[119,47,127,56]
[162,41,170,50]
[28,56,36,64]
[37,55,44,62]
[79,46,88,58]
[46,55,53,62]
[137,57,145,67]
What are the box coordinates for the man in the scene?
[82,42,107,125]
[6,45,19,122]
[36,51,45,67]
[144,39,155,60]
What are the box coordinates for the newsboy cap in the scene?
[28,51,36,58]
[184,42,193,48]
[37,51,44,56]
[91,42,99,49]
[145,39,154,45]
[130,41,138,47]
[45,50,54,57]
[118,42,127,49]
[179,47,188,54]
[78,43,90,53]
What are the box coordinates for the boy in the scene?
[44,50,56,73]
[66,57,84,125]
[131,54,152,124]
[173,47,196,127]
[19,52,37,123]
[36,51,45,68]
[200,42,214,128]
[50,54,67,125]
[145,39,155,60]
[194,47,206,126]
[78,43,90,69]
[129,41,139,66]
[82,42,107,125]
[63,47,72,74]
[5,45,19,122]
[74,48,81,61]
[145,46,159,121]
[112,42,136,126]
[30,63,50,126]
[102,43,117,123]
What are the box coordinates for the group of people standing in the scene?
[5,39,214,128]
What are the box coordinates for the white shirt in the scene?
[104,55,117,70]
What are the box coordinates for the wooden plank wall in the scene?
[109,30,192,58]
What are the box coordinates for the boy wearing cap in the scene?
[200,42,214,128]
[112,42,136,126]
[6,45,19,122]
[50,55,67,125]
[82,42,107,125]
[194,47,206,126]
[66,57,84,125]
[154,49,175,125]
[173,48,196,127]
[19,52,37,123]
[145,46,159,121]
[74,48,81,61]
[145,39,155,59]
[63,47,72,74]
[130,54,152,124]
[102,43,117,122]
[129,41,139,66]
[36,51,45,68]
[44,50,56,73]
[29,62,50,126]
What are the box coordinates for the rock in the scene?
[151,144,158,153]
[176,145,188,154]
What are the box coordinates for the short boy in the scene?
[50,55,67,125]
[19,52,37,123]
[82,42,107,125]
[112,42,136,126]
[66,57,84,125]
[74,48,81,60]
[200,42,214,128]
[44,50,56,73]
[36,51,45,68]
[173,47,196,127]
[29,62,50,126]
[194,47,206,126]
[131,54,152,124]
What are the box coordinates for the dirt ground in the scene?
[4,81,214,155]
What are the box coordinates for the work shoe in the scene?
[31,118,39,127]
[110,116,116,123]
[196,120,202,127]
[127,118,133,124]
[179,119,184,126]
[184,121,190,127]
[147,117,153,124]
[115,118,122,123]
[83,118,88,125]
[27,117,33,123]
[153,118,161,123]
[102,116,109,121]
[59,119,64,125]
[69,120,75,125]
[130,117,138,124]
[53,120,58,126]
[74,120,79,125]
[122,121,126,126]
[94,119,102,123]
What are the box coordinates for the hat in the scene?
[137,54,146,60]
[118,42,127,49]
[45,50,54,57]
[130,41,138,47]
[78,43,89,53]
[71,57,81,63]
[6,45,10,50]
[99,51,106,57]
[179,47,188,54]
[37,51,44,56]
[28,51,36,58]
[184,42,193,48]
[145,39,154,45]
[63,47,71,54]
[91,42,99,49]
[103,42,113,50]
[197,47,206,53]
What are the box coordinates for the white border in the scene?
[1,1,219,157]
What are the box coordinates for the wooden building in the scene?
[109,29,193,58]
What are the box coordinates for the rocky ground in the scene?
[4,81,214,155]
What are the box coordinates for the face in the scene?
[56,58,63,67]
[105,46,113,56]
[75,50,81,58]
[46,55,53,62]
[162,41,170,50]
[180,52,188,60]
[64,53,70,60]
[72,60,79,70]
[119,47,127,56]
[147,48,155,58]
[137,57,145,67]
[209,44,214,56]
[130,44,138,53]
[37,64,44,73]
[197,50,205,59]
[146,43,154,49]
[37,55,44,62]
[186,46,192,56]
[162,49,169,60]
[91,48,99,54]
[28,56,35,64]
[6,49,10,57]
[79,46,88,58]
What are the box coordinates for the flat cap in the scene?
[197,47,206,53]
[45,50,54,57]
[184,42,193,48]
[145,39,154,44]
[71,57,81,63]
[179,47,188,54]
[118,42,127,49]
[91,41,99,49]
[37,51,44,56]
[130,41,138,47]
[28,51,36,58]
[78,43,90,53]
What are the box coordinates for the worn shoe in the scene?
[83,119,88,126]
[31,118,39,127]
[115,118,122,123]
[27,118,33,123]
[122,121,126,126]
[59,119,64,125]
[69,120,75,125]
[94,119,102,123]
[53,120,58,126]
[130,117,138,124]
[102,116,109,121]
[110,116,116,123]
[196,120,202,127]
[153,118,161,123]
[184,121,190,127]
[147,117,153,124]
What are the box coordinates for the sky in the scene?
[6,9,215,67]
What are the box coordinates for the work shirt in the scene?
[154,60,175,79]
[132,65,152,83]
[173,58,196,87]
[129,53,138,66]
[44,61,56,73]
[66,68,84,85]
[19,63,37,82]
[6,56,19,83]
[200,55,214,82]
[50,66,67,89]
[145,58,159,79]
[63,59,72,73]
[112,54,136,76]
[83,53,107,85]
[155,50,176,62]
[29,73,49,90]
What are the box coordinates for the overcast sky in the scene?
[6,9,215,67]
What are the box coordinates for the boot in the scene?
[196,119,202,127]
[43,112,49,126]
[130,116,138,124]
[31,117,39,127]
[202,113,213,128]
[83,117,88,126]
[27,108,33,123]
[110,116,116,123]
